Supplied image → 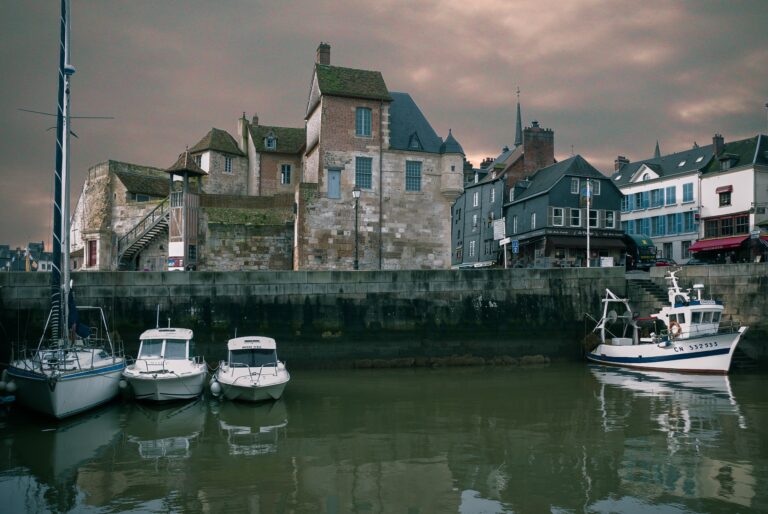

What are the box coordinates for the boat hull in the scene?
[586,327,747,374]
[7,361,125,419]
[124,368,207,402]
[215,369,290,402]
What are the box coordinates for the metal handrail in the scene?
[117,197,170,255]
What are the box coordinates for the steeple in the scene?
[654,140,661,158]
[514,87,522,147]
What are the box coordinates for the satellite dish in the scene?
[607,310,618,323]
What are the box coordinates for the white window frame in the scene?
[490,188,496,203]
[531,212,536,230]
[571,178,579,194]
[469,240,476,257]
[589,209,599,228]
[473,191,479,207]
[281,164,291,185]
[512,215,518,234]
[604,210,615,229]
[570,208,581,227]
[224,156,233,174]
[552,207,564,226]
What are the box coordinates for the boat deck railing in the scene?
[12,336,125,375]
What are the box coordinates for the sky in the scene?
[2,0,768,249]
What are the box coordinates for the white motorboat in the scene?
[3,2,126,418]
[586,269,748,373]
[210,336,290,402]
[122,328,207,402]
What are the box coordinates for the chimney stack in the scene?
[237,112,249,153]
[316,42,331,65]
[713,133,724,157]
[614,155,629,172]
[522,121,555,176]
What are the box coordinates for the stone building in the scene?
[70,43,465,271]
[297,44,464,270]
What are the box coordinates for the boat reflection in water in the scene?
[212,399,288,456]
[0,404,122,513]
[124,398,207,460]
[590,366,755,510]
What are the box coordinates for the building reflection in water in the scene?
[589,366,755,510]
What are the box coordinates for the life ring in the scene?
[669,320,681,338]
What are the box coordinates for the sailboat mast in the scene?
[61,0,74,342]
[50,0,68,340]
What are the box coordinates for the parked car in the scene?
[683,257,709,265]
[654,258,678,267]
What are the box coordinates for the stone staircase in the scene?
[117,198,169,270]
[626,273,669,317]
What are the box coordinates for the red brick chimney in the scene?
[522,121,555,176]
[316,42,331,65]
[614,155,629,171]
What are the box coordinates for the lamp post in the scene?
[352,187,361,270]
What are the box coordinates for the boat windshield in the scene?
[229,348,277,367]
[139,339,163,359]
[164,339,188,360]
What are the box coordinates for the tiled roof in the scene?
[315,64,392,101]
[189,128,244,156]
[166,150,207,176]
[250,125,305,154]
[114,167,169,196]
[511,155,605,202]
[388,92,442,154]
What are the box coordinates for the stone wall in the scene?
[0,267,626,368]
[258,153,301,196]
[202,152,249,195]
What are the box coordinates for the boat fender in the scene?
[669,321,681,338]
[210,379,222,397]
[5,381,16,394]
[118,379,128,390]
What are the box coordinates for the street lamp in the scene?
[352,186,361,270]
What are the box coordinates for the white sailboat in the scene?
[210,336,290,402]
[4,0,126,418]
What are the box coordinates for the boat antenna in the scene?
[156,304,160,329]
[167,317,171,328]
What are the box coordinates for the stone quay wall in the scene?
[0,267,626,368]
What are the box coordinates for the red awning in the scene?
[688,235,748,252]
[715,185,733,193]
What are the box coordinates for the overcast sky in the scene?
[2,0,767,248]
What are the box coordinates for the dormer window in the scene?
[265,133,277,150]
[642,173,650,181]
[408,132,422,150]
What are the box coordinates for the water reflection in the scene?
[124,399,206,460]
[213,399,287,456]
[0,404,122,513]
[589,366,755,510]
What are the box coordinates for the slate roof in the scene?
[702,135,768,174]
[114,167,169,196]
[510,155,605,203]
[189,128,244,156]
[611,144,713,187]
[389,92,443,154]
[315,64,392,101]
[249,125,306,154]
[440,129,464,155]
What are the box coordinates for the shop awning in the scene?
[548,236,626,249]
[715,185,733,194]
[688,235,748,252]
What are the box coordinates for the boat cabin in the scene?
[656,273,723,340]
[226,336,279,368]
[137,328,195,360]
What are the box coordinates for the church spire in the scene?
[654,140,661,158]
[514,87,522,147]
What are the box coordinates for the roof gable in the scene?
[511,155,605,202]
[611,144,713,187]
[631,163,661,183]
[702,135,766,174]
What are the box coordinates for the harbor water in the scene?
[0,363,766,513]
